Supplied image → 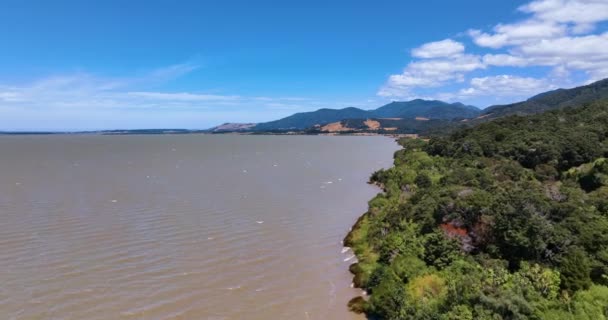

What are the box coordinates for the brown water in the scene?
[0,134,398,320]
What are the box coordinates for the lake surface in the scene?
[0,134,398,320]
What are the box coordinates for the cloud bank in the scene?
[379,0,608,105]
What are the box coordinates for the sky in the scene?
[1,0,607,130]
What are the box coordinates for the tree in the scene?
[415,173,433,189]
[559,246,593,292]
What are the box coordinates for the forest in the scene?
[345,101,608,319]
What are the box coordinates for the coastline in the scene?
[0,129,417,139]
[343,141,401,314]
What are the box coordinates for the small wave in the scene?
[343,255,356,262]
[225,285,242,290]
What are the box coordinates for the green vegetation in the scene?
[253,99,479,131]
[213,78,608,135]
[373,100,479,119]
[481,78,608,120]
[346,101,608,319]
[337,118,455,135]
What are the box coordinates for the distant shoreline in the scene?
[0,130,415,139]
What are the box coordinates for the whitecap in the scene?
[344,255,356,262]
[226,285,241,290]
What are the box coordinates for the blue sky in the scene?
[1,0,607,130]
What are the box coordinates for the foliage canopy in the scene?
[347,101,608,319]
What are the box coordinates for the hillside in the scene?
[346,101,608,319]
[208,123,256,132]
[253,107,371,131]
[219,79,608,135]
[482,78,608,119]
[374,100,479,119]
[312,117,453,135]
[252,100,479,131]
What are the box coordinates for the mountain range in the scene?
[481,78,608,119]
[251,100,479,131]
[210,78,608,133]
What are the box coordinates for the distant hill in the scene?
[253,107,370,131]
[482,78,608,119]
[253,100,479,130]
[215,78,608,134]
[313,117,452,135]
[374,100,479,119]
[208,123,256,132]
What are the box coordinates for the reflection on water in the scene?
[0,134,397,319]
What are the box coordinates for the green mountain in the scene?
[253,100,480,130]
[374,100,479,119]
[482,78,608,119]
[346,100,608,319]
[253,107,371,131]
[210,79,608,133]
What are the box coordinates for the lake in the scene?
[0,134,398,320]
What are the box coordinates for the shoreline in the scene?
[343,142,401,315]
[0,131,414,138]
[343,211,375,314]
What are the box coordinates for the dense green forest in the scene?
[481,78,608,120]
[253,100,479,131]
[345,101,608,319]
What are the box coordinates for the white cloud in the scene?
[147,63,200,80]
[378,54,485,97]
[468,0,608,79]
[508,32,608,80]
[458,75,554,98]
[378,0,608,103]
[516,32,608,60]
[470,0,608,49]
[127,91,240,102]
[0,66,320,130]
[469,20,566,49]
[482,54,530,67]
[520,0,608,31]
[411,39,465,58]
